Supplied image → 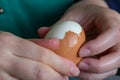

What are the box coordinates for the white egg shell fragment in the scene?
[45,21,82,39]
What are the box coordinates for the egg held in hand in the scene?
[45,21,86,65]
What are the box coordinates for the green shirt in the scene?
[0,0,75,38]
[0,0,79,80]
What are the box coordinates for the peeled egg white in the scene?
[45,21,86,64]
[45,21,82,39]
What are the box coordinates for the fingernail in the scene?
[79,48,91,57]
[70,65,80,76]
[50,38,60,50]
[78,62,89,70]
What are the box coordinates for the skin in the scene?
[60,0,120,80]
[39,0,120,80]
[0,0,120,80]
[0,32,80,80]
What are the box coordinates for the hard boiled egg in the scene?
[45,21,86,65]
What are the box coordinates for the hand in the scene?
[57,1,120,80]
[0,32,79,80]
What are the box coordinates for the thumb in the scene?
[29,38,60,50]
[37,27,50,38]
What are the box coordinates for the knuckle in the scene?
[113,28,120,42]
[0,32,13,38]
[0,51,12,70]
[33,64,46,80]
[106,11,120,26]
[0,32,14,44]
[94,62,104,73]
[103,9,120,23]
[105,9,119,19]
[38,49,49,62]
[33,63,65,80]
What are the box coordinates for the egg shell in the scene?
[45,21,86,64]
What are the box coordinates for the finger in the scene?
[78,48,120,73]
[37,27,50,38]
[79,69,117,80]
[0,32,78,77]
[0,71,18,80]
[79,28,119,57]
[1,54,68,80]
[6,56,68,80]
[29,38,60,50]
[8,37,79,76]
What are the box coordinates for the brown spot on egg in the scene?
[53,30,86,65]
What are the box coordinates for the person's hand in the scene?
[56,0,120,80]
[0,32,79,80]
